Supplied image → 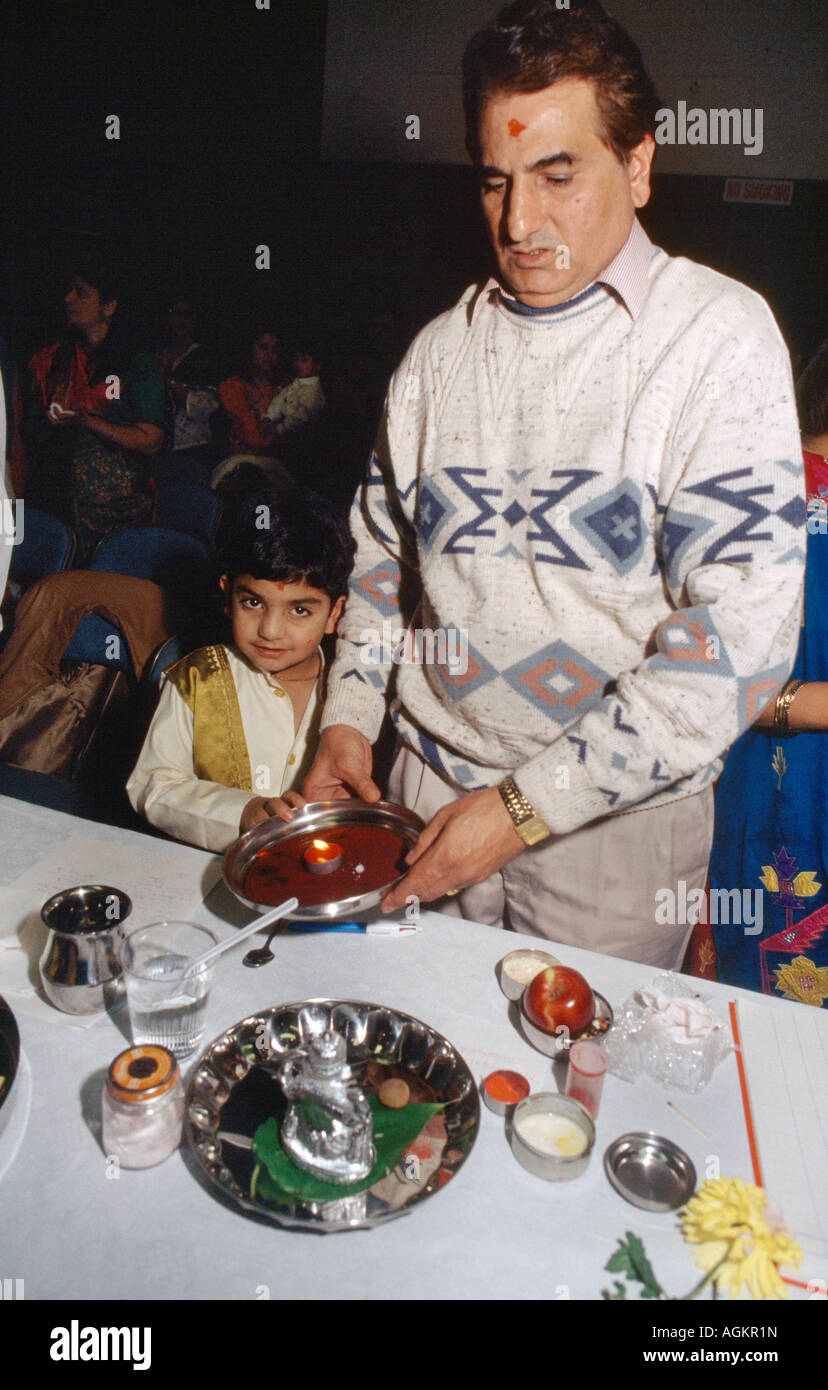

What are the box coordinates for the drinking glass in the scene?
[122,922,219,1059]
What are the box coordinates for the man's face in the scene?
[477,78,654,308]
[221,573,343,676]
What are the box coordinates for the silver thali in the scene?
[0,996,20,1144]
[222,799,424,921]
[186,999,480,1232]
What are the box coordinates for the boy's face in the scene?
[221,573,344,676]
[293,350,320,378]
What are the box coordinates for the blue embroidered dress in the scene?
[711,451,828,1006]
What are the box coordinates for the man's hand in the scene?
[239,789,306,834]
[302,724,382,803]
[380,786,525,912]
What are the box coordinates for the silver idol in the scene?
[279,1029,375,1184]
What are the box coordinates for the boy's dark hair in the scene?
[292,332,324,364]
[218,485,356,604]
[796,339,828,442]
[462,0,660,166]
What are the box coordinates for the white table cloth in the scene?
[1,794,825,1301]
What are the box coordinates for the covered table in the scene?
[0,795,825,1302]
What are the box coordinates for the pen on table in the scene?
[287,921,420,935]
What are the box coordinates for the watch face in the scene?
[516,816,551,847]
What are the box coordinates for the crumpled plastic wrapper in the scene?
[604,973,732,1093]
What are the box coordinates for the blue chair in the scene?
[143,636,186,692]
[63,527,213,668]
[9,508,75,589]
[87,525,213,589]
[62,614,133,671]
[153,481,221,544]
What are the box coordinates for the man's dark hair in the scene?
[796,339,828,442]
[462,0,660,165]
[218,485,356,604]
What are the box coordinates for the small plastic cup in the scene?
[565,1040,607,1120]
[122,921,219,1059]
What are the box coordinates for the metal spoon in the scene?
[243,917,291,968]
[175,898,298,987]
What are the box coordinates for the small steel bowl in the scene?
[519,990,613,1056]
[603,1132,696,1212]
[497,949,560,1001]
[510,1092,595,1182]
[481,1069,530,1116]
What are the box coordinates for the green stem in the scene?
[681,1249,732,1301]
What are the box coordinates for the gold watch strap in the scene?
[498,776,551,846]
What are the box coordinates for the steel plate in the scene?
[186,999,480,1231]
[0,996,21,1144]
[223,799,424,921]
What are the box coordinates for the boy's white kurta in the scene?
[265,375,326,434]
[127,645,322,853]
[322,241,805,833]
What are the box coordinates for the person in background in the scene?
[26,262,165,558]
[265,335,326,437]
[1,332,27,501]
[154,295,219,484]
[0,370,11,632]
[127,487,355,853]
[213,329,287,486]
[709,339,828,1007]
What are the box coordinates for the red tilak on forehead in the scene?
[508,118,526,137]
[276,582,286,590]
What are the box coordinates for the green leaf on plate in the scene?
[251,1095,443,1204]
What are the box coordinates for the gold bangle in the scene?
[773,679,804,735]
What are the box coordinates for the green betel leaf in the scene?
[251,1097,443,1204]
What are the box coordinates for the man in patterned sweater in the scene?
[304,0,805,965]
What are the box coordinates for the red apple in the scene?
[522,966,594,1037]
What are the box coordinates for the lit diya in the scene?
[223,800,425,920]
[304,839,343,875]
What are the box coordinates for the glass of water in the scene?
[122,922,219,1059]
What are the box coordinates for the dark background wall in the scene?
[2,0,825,372]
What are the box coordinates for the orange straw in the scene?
[729,1003,822,1297]
[728,1001,763,1188]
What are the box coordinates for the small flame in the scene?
[312,839,329,851]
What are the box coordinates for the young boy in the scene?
[127,490,355,852]
[265,337,326,436]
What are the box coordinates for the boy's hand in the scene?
[302,724,381,803]
[239,789,307,834]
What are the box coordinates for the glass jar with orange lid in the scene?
[102,1044,185,1169]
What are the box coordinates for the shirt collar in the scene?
[471,217,653,324]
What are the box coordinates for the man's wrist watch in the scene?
[497,776,551,846]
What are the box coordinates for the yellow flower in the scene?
[681,1177,803,1299]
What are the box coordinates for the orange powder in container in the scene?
[483,1069,531,1113]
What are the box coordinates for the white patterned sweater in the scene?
[322,248,805,834]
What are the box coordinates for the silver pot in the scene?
[39,885,132,1015]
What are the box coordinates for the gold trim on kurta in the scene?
[165,645,252,792]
